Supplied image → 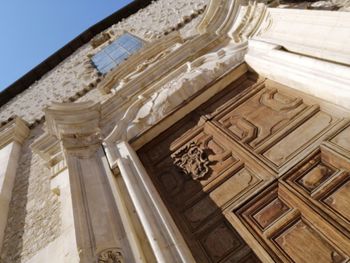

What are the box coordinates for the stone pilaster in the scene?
[0,117,29,251]
[110,141,196,263]
[45,101,135,263]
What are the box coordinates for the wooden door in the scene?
[138,74,350,263]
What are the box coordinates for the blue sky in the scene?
[0,0,133,91]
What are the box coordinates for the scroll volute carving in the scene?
[97,248,123,263]
[171,141,211,180]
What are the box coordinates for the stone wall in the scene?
[0,125,61,263]
[0,0,208,127]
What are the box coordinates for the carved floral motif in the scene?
[172,142,210,180]
[97,248,123,263]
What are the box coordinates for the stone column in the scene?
[45,102,135,263]
[109,140,196,263]
[0,118,29,250]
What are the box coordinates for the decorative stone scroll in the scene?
[97,248,123,263]
[172,142,210,180]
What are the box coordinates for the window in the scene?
[91,33,144,74]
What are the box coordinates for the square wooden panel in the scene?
[194,218,260,263]
[272,218,348,263]
[329,123,350,154]
[233,182,350,263]
[322,178,350,222]
[182,166,263,231]
[282,145,350,238]
[260,111,342,173]
[209,80,344,175]
[224,252,261,263]
[252,196,290,230]
[324,121,350,159]
[282,149,339,195]
[215,87,309,150]
[199,220,245,262]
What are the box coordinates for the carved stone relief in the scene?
[97,248,123,263]
[91,33,111,48]
[115,45,179,91]
[104,41,247,143]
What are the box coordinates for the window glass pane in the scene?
[91,33,144,74]
[99,62,117,74]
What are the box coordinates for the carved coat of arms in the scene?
[171,142,210,180]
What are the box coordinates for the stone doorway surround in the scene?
[30,0,350,262]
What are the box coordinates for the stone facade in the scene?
[0,0,208,126]
[0,0,349,262]
[0,125,61,263]
[0,1,208,262]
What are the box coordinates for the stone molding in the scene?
[0,117,29,149]
[102,1,268,167]
[45,101,102,158]
[33,101,102,177]
[253,8,350,66]
[246,35,350,110]
[99,32,184,95]
[114,141,196,263]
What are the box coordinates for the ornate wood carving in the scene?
[138,75,350,262]
[236,182,350,262]
[216,88,307,148]
[171,141,210,180]
[281,143,350,238]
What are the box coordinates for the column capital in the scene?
[45,101,102,158]
[0,117,30,149]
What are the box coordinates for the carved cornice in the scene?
[45,101,102,158]
[0,117,29,149]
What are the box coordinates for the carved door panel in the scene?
[234,139,350,262]
[139,113,264,262]
[138,75,350,262]
[234,180,350,263]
